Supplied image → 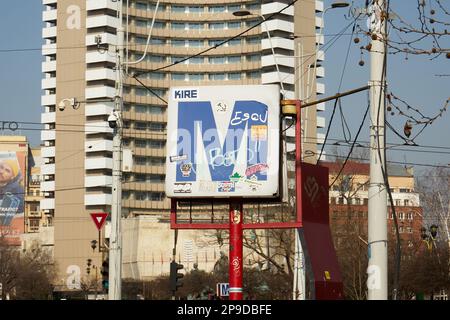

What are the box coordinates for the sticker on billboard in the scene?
[165,85,280,198]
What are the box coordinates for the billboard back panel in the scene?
[165,85,280,198]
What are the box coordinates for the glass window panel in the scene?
[189,73,204,81]
[209,73,226,81]
[228,56,241,63]
[227,21,241,29]
[209,6,226,13]
[172,5,185,13]
[228,38,241,46]
[209,22,225,30]
[171,73,185,81]
[171,22,186,29]
[188,40,203,47]
[172,39,185,47]
[209,56,226,64]
[228,72,241,80]
[189,6,203,13]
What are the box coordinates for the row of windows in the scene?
[331,197,415,207]
[132,53,261,65]
[390,212,415,220]
[134,19,259,30]
[123,173,165,183]
[133,36,261,46]
[122,191,165,202]
[123,104,166,115]
[170,71,261,81]
[123,138,166,149]
[132,156,165,166]
[124,121,166,132]
[132,2,260,13]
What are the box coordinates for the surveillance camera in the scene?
[58,100,66,111]
[108,112,118,129]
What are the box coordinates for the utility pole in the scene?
[109,0,124,301]
[368,0,388,300]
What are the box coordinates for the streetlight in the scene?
[232,10,285,97]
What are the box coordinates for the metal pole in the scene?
[229,201,243,300]
[109,0,124,301]
[368,0,388,300]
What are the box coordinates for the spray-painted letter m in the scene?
[176,101,269,182]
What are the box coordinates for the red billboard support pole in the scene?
[229,200,243,300]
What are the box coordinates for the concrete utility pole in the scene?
[368,0,388,300]
[109,0,124,300]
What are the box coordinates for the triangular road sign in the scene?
[90,212,108,230]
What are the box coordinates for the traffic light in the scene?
[169,261,184,292]
[101,260,109,290]
[86,259,92,275]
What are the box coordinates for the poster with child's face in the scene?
[0,152,25,245]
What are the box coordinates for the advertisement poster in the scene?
[0,151,26,245]
[165,85,280,198]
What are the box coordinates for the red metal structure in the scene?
[170,100,343,300]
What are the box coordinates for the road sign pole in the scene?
[229,200,243,300]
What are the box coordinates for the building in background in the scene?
[41,0,327,284]
[322,161,424,247]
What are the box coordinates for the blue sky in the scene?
[0,0,448,174]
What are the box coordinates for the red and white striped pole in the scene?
[229,200,243,300]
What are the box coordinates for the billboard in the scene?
[166,85,280,198]
[0,151,26,245]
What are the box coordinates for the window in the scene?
[246,36,261,44]
[122,191,130,200]
[209,73,226,81]
[153,21,166,29]
[172,39,185,47]
[135,36,147,44]
[330,197,336,204]
[147,55,166,63]
[148,73,165,80]
[404,199,410,206]
[188,40,203,47]
[398,212,404,220]
[209,56,226,64]
[149,192,165,201]
[189,6,203,13]
[189,73,204,81]
[149,106,164,114]
[209,39,223,47]
[354,198,361,205]
[338,197,344,205]
[395,199,401,206]
[407,212,414,220]
[399,226,404,233]
[148,140,165,149]
[135,2,147,10]
[407,227,413,233]
[209,6,226,13]
[135,122,147,131]
[135,174,146,182]
[135,191,147,201]
[171,22,186,30]
[135,88,148,96]
[227,4,241,12]
[246,54,261,62]
[135,156,147,165]
[246,19,259,27]
[150,38,166,45]
[246,3,260,10]
[148,174,165,183]
[135,139,147,148]
[228,21,241,29]
[149,157,165,166]
[189,57,204,64]
[209,22,225,30]
[228,38,241,46]
[363,198,368,205]
[228,56,241,63]
[148,122,165,132]
[188,23,203,30]
[246,71,261,79]
[171,73,185,81]
[135,19,148,28]
[172,5,185,13]
[228,72,241,80]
